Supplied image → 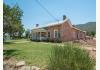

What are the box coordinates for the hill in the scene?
[75,22,96,33]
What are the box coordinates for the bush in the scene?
[49,43,95,70]
[54,38,62,43]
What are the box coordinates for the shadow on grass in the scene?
[3,42,15,44]
[3,49,20,59]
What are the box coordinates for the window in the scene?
[54,30,58,38]
[41,32,46,37]
[54,30,60,38]
[58,31,60,38]
[48,32,50,37]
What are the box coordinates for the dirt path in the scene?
[81,45,96,59]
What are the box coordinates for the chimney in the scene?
[63,15,66,20]
[36,24,39,27]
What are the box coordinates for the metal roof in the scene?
[32,28,47,32]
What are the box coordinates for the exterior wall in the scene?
[59,20,86,42]
[60,20,74,42]
[31,20,86,42]
[46,19,76,42]
[72,28,86,40]
[47,25,62,41]
[78,31,86,40]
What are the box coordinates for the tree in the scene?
[3,3,24,39]
[18,24,25,38]
[25,29,31,39]
[86,31,91,36]
[87,31,96,37]
[3,3,11,34]
[91,31,96,37]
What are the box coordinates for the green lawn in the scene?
[3,39,81,67]
[4,39,95,69]
[4,39,53,67]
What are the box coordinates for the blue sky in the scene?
[4,0,96,30]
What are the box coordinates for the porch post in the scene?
[40,32,41,41]
[36,32,37,40]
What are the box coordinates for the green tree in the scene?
[87,31,96,37]
[18,24,25,38]
[3,3,11,34]
[25,29,31,40]
[91,31,96,37]
[3,3,24,39]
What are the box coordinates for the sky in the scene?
[4,0,96,30]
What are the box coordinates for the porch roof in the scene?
[32,28,47,32]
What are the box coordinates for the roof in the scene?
[46,18,69,27]
[32,18,86,33]
[72,27,86,32]
[32,18,69,30]
[72,25,86,32]
[32,28,47,32]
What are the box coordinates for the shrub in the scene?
[54,38,62,43]
[48,43,95,70]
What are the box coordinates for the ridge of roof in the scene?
[46,18,69,27]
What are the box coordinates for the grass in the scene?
[49,43,95,70]
[4,39,52,67]
[4,39,28,43]
[4,39,95,69]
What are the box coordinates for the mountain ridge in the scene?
[75,22,96,33]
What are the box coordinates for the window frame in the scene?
[54,29,59,38]
[48,32,51,38]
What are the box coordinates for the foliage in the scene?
[87,31,96,37]
[49,43,95,70]
[25,29,31,39]
[90,31,96,37]
[3,3,24,39]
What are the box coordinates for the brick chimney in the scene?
[63,15,67,20]
[36,24,39,27]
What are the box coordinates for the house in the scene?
[31,17,86,42]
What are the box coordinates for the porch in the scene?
[31,28,47,41]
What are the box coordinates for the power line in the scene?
[35,0,59,21]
